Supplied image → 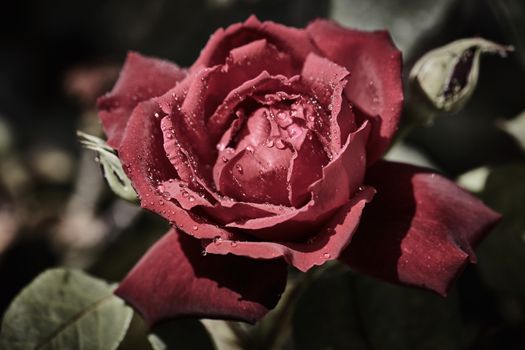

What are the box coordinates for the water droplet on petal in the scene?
[230,241,238,247]
[323,252,331,259]
[276,111,286,120]
[235,164,244,174]
[192,225,198,231]
[275,138,286,149]
[188,196,195,202]
[213,236,223,245]
[266,139,274,148]
[201,250,207,256]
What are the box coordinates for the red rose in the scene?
[97,16,500,325]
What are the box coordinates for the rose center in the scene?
[213,93,329,206]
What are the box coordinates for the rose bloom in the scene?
[97,16,500,325]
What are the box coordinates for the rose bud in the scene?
[409,38,512,124]
[97,16,501,325]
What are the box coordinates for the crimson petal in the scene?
[119,100,234,240]
[219,146,293,206]
[306,20,403,164]
[192,15,317,71]
[205,187,375,272]
[97,52,186,148]
[300,53,358,155]
[116,228,288,325]
[225,121,370,242]
[340,161,501,295]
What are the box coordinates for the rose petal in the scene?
[225,121,370,242]
[171,41,295,162]
[301,53,348,107]
[192,15,317,71]
[340,161,501,295]
[301,53,357,151]
[160,115,191,182]
[288,130,329,207]
[97,52,186,148]
[119,100,234,240]
[157,177,294,229]
[209,72,293,147]
[205,187,375,272]
[307,20,403,163]
[116,228,288,325]
[200,40,295,139]
[219,145,294,206]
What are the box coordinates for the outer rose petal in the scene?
[306,20,403,164]
[116,228,287,325]
[191,15,317,71]
[119,100,234,240]
[97,52,186,148]
[340,161,501,295]
[205,187,375,272]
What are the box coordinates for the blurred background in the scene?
[0,0,524,349]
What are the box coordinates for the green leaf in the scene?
[293,267,465,350]
[409,38,512,120]
[0,268,133,350]
[77,131,137,202]
[478,163,525,300]
[148,319,215,350]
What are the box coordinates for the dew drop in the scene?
[213,236,223,245]
[188,196,195,202]
[221,156,228,163]
[245,145,254,153]
[154,112,160,118]
[230,241,238,247]
[266,139,274,148]
[181,190,189,198]
[192,225,199,231]
[323,252,331,259]
[235,164,244,174]
[276,111,287,120]
[159,200,165,206]
[201,250,208,256]
[275,138,286,149]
